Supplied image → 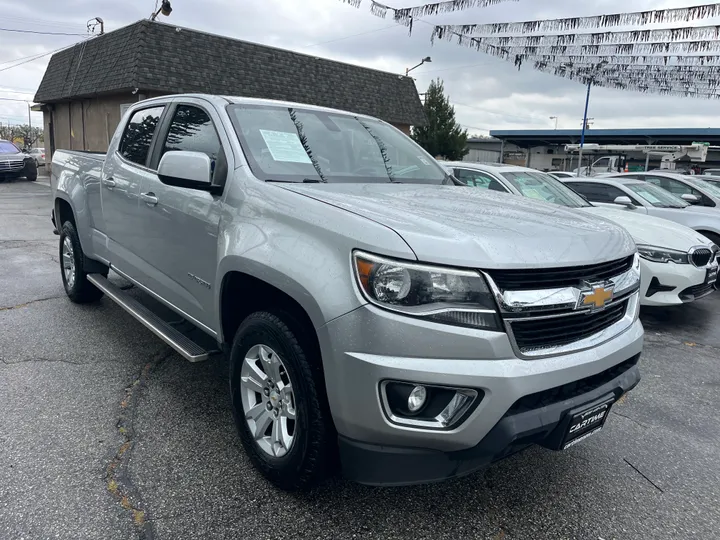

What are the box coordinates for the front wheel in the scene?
[59,221,105,303]
[229,311,333,490]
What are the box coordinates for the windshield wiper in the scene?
[288,108,327,183]
[266,178,321,184]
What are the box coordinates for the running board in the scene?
[87,274,211,362]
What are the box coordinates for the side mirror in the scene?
[681,193,700,204]
[614,195,636,209]
[157,151,212,189]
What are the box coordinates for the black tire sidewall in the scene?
[58,221,103,303]
[229,312,325,489]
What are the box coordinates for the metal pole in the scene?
[499,140,505,164]
[645,152,650,172]
[578,79,592,176]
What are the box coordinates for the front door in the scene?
[134,101,227,332]
[102,105,166,277]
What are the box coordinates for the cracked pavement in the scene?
[1,179,720,539]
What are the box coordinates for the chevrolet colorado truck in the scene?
[51,94,643,490]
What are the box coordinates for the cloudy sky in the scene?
[0,0,717,135]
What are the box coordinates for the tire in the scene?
[229,311,333,490]
[23,160,37,181]
[59,221,105,303]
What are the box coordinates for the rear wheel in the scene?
[229,311,333,490]
[59,221,106,303]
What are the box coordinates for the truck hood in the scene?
[582,207,712,251]
[280,183,635,269]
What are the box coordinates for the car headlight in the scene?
[637,245,689,264]
[352,251,501,331]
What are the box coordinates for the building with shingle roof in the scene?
[35,19,426,158]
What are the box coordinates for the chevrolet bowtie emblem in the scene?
[580,285,614,310]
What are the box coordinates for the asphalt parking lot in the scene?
[1,177,719,540]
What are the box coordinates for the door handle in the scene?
[141,192,158,206]
[103,178,116,189]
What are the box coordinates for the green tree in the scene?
[412,78,468,160]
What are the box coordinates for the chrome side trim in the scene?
[88,274,210,362]
[110,265,218,338]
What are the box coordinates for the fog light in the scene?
[407,385,427,412]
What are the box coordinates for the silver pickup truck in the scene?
[51,94,643,489]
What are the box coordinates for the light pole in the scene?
[405,56,432,76]
[577,60,608,176]
[549,116,558,130]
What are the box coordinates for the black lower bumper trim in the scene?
[339,358,641,486]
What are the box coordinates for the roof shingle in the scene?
[35,20,426,126]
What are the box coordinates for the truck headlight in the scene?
[353,251,501,330]
[637,245,689,264]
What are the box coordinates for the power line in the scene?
[0,41,86,74]
[0,27,86,36]
[303,24,398,48]
[1,14,87,30]
[414,62,493,75]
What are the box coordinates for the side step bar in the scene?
[87,274,211,362]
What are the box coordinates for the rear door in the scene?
[102,104,167,278]
[133,99,229,331]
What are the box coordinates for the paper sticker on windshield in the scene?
[417,156,431,166]
[638,190,661,204]
[522,188,545,201]
[259,130,312,164]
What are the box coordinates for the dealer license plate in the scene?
[562,398,614,450]
[706,266,718,285]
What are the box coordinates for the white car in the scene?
[611,171,720,209]
[28,147,45,167]
[562,176,720,247]
[444,162,719,306]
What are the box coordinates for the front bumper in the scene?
[317,302,644,484]
[340,356,640,486]
[640,258,717,306]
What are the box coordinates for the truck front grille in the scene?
[509,300,627,351]
[487,255,634,290]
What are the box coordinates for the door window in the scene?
[118,106,165,166]
[565,182,634,204]
[453,168,507,191]
[161,105,223,182]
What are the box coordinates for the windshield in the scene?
[626,182,688,208]
[500,170,591,208]
[228,104,450,184]
[685,176,720,199]
[0,141,21,154]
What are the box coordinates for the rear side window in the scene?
[118,106,165,166]
[565,182,627,204]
